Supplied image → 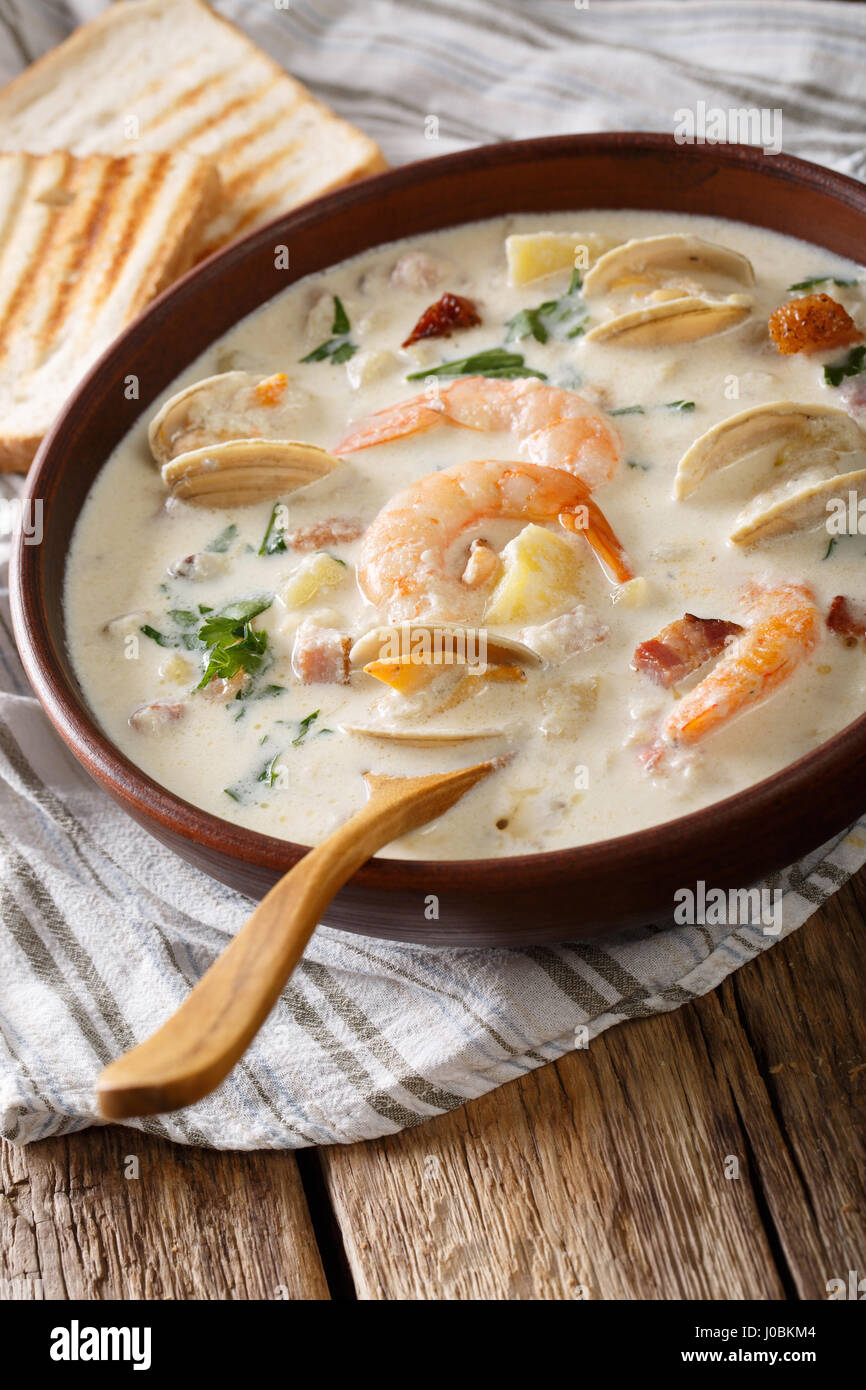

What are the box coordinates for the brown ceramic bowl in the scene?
[11,133,866,945]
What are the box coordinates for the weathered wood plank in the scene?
[709,877,866,1299]
[0,1125,329,1300]
[320,998,785,1299]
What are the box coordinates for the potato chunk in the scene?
[505,232,617,285]
[484,524,582,624]
[281,552,348,609]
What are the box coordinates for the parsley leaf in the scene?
[292,710,320,746]
[300,295,359,365]
[257,751,283,787]
[258,503,288,555]
[195,596,272,690]
[207,524,238,553]
[787,275,859,292]
[406,347,546,382]
[824,345,866,387]
[505,268,587,345]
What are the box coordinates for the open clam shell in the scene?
[149,370,309,465]
[731,467,866,545]
[348,624,543,671]
[582,234,756,297]
[161,439,340,508]
[675,402,866,500]
[585,294,751,347]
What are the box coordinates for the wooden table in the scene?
[2,870,864,1301]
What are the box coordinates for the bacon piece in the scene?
[768,293,861,356]
[292,624,351,685]
[284,516,364,550]
[402,292,481,347]
[827,594,866,644]
[633,613,744,688]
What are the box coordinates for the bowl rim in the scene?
[11,130,866,893]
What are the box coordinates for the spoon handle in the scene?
[96,759,497,1119]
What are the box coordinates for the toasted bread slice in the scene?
[0,149,220,472]
[0,0,386,256]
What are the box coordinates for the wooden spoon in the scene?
[96,758,503,1119]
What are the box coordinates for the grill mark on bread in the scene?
[0,154,77,365]
[92,152,173,321]
[169,76,284,154]
[36,158,121,352]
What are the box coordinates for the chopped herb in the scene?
[257,751,283,787]
[195,595,272,690]
[207,523,238,554]
[139,623,172,647]
[788,275,859,292]
[258,503,288,555]
[406,347,546,382]
[627,460,650,471]
[224,787,241,803]
[610,400,695,417]
[292,709,320,746]
[300,295,359,365]
[198,604,213,615]
[316,550,346,566]
[824,537,838,559]
[168,609,197,627]
[331,295,351,335]
[505,268,587,345]
[251,683,286,700]
[824,344,866,387]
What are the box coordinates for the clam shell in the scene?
[161,439,339,508]
[149,370,309,465]
[582,234,755,297]
[341,724,505,744]
[675,402,866,500]
[585,294,751,347]
[731,467,866,544]
[349,623,543,670]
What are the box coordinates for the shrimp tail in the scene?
[559,503,635,585]
[336,398,444,453]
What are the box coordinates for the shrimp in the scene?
[653,582,820,754]
[357,458,634,622]
[336,377,622,489]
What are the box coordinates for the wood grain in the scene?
[4,869,864,1301]
[319,876,866,1300]
[0,1125,329,1300]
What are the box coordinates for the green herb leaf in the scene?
[224,787,241,803]
[331,296,351,335]
[258,504,288,556]
[292,709,320,746]
[300,295,358,365]
[610,405,646,417]
[168,609,197,627]
[787,275,859,292]
[505,269,587,346]
[406,348,546,382]
[257,751,283,786]
[195,596,272,690]
[824,345,866,387]
[207,524,238,554]
[627,460,650,471]
[664,400,696,412]
[824,537,838,559]
[139,624,172,647]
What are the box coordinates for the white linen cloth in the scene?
[1,0,865,1148]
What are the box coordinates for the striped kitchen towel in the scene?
[1,0,865,1149]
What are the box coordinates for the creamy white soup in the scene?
[64,211,866,859]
